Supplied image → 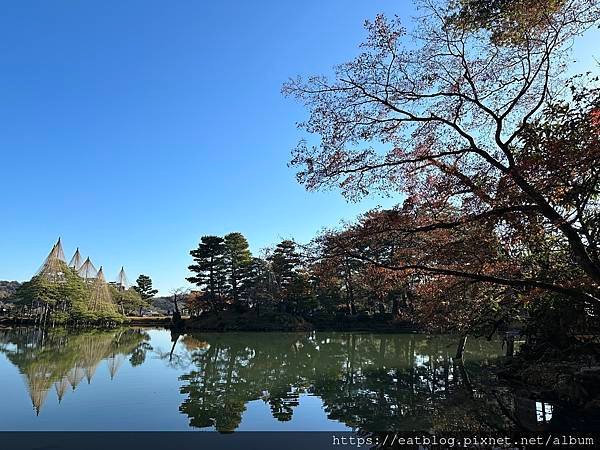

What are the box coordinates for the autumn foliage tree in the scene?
[283,0,600,343]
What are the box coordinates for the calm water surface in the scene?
[0,327,557,432]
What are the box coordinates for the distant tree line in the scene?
[186,232,411,319]
[0,281,21,300]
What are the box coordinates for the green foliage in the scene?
[286,271,317,314]
[187,236,227,307]
[268,240,300,295]
[14,264,125,325]
[16,266,89,311]
[224,232,253,303]
[50,311,70,325]
[110,286,145,315]
[448,0,566,44]
[133,275,158,301]
[245,257,276,312]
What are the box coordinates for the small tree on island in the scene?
[133,274,158,316]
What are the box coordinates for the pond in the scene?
[0,327,561,433]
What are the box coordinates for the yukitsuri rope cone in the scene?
[77,257,98,282]
[68,248,83,271]
[36,238,68,283]
[88,267,118,315]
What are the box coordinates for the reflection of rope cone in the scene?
[31,388,49,417]
[67,365,85,390]
[54,377,70,403]
[2,328,150,416]
[84,363,99,384]
[26,369,52,416]
[106,354,124,380]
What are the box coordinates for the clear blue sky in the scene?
[1,1,598,294]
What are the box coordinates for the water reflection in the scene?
[172,333,509,433]
[0,328,149,414]
[0,328,574,432]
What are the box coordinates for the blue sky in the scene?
[1,1,598,294]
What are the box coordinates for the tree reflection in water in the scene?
[175,332,517,433]
[0,329,570,433]
[0,327,150,415]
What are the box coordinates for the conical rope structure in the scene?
[35,238,68,283]
[29,240,130,324]
[116,267,128,290]
[68,248,83,271]
[77,257,98,282]
[88,267,118,314]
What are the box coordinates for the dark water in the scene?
[0,327,557,432]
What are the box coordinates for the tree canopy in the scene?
[280,0,600,340]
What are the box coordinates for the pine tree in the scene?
[133,274,158,315]
[187,236,227,308]
[224,232,253,304]
[245,257,276,316]
[268,240,301,308]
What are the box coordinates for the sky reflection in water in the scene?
[0,327,547,433]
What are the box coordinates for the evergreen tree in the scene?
[15,266,100,323]
[133,274,158,315]
[110,285,145,315]
[187,236,227,308]
[286,270,316,314]
[268,240,301,308]
[224,232,253,304]
[245,257,276,316]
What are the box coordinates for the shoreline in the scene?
[0,313,421,333]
